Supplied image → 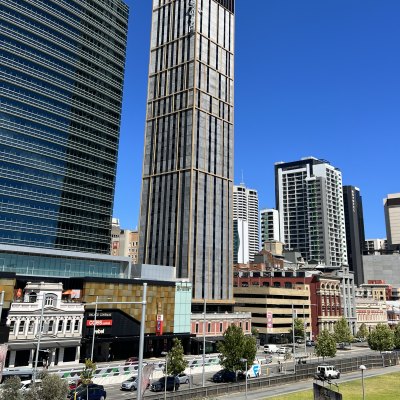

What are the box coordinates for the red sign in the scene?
[156,314,163,336]
[86,320,113,327]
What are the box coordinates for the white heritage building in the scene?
[7,282,84,367]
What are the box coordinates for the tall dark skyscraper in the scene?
[139,0,235,301]
[343,186,365,285]
[0,0,128,253]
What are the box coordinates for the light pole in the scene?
[360,365,366,400]
[202,297,206,387]
[33,293,48,383]
[240,358,248,400]
[292,304,296,374]
[85,283,147,400]
[161,351,168,400]
[90,295,98,362]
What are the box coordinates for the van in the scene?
[264,344,279,353]
[245,362,261,378]
[316,365,340,379]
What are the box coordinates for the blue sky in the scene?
[114,0,400,238]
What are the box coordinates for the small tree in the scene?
[289,318,305,341]
[356,323,369,340]
[0,376,22,400]
[80,359,96,385]
[218,324,257,373]
[368,324,394,353]
[315,329,337,360]
[333,317,353,346]
[166,338,188,376]
[394,324,400,349]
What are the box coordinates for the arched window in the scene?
[29,292,37,303]
[45,294,57,306]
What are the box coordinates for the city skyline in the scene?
[114,0,400,239]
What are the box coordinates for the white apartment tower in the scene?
[260,209,280,244]
[233,185,259,262]
[275,157,348,267]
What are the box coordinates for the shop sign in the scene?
[86,319,113,327]
[156,314,164,336]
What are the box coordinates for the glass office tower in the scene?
[139,0,235,301]
[0,0,128,253]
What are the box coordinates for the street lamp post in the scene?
[202,297,206,387]
[161,351,168,400]
[292,304,296,374]
[240,358,248,400]
[33,293,48,383]
[90,295,99,362]
[360,365,366,400]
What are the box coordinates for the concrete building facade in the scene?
[275,157,348,267]
[384,193,400,251]
[139,0,235,302]
[111,219,139,264]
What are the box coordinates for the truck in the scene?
[316,365,341,379]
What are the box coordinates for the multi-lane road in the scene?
[101,344,376,399]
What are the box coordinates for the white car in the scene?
[176,373,190,384]
[277,347,290,354]
[316,365,340,379]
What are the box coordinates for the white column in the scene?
[9,351,16,368]
[58,347,64,365]
[28,349,35,367]
[75,346,80,364]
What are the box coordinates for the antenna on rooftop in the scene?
[240,170,245,186]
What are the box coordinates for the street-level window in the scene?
[58,320,63,332]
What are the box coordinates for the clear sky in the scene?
[114,0,400,239]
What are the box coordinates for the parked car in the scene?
[306,340,315,347]
[263,344,279,353]
[150,376,180,392]
[212,370,236,383]
[263,355,273,364]
[238,362,261,379]
[316,365,340,380]
[277,346,290,354]
[176,373,190,384]
[125,357,139,365]
[120,376,149,391]
[67,384,106,400]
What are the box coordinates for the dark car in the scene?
[150,376,180,392]
[212,370,236,383]
[67,384,106,400]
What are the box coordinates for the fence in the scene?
[136,353,399,400]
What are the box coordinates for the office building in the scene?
[111,219,139,264]
[343,186,365,285]
[275,157,348,267]
[0,0,129,253]
[139,0,235,301]
[233,185,259,262]
[260,208,280,244]
[384,193,400,251]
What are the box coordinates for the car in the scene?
[20,379,41,391]
[316,365,340,380]
[125,357,139,365]
[238,363,261,379]
[263,344,279,353]
[176,373,190,384]
[277,346,290,354]
[68,379,82,391]
[262,355,273,364]
[120,376,149,391]
[212,370,236,383]
[67,384,106,400]
[306,340,315,347]
[150,376,180,392]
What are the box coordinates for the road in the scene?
[102,345,376,399]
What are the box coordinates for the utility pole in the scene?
[202,297,206,387]
[292,304,296,375]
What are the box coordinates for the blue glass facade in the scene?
[0,0,128,253]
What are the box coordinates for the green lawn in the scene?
[266,371,400,399]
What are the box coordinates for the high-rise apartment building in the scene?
[343,186,365,285]
[233,219,248,264]
[260,208,280,244]
[139,0,235,301]
[275,157,348,267]
[364,238,387,254]
[0,0,129,253]
[384,193,400,251]
[233,185,259,263]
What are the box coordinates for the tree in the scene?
[356,323,369,340]
[289,318,305,341]
[80,358,96,385]
[315,329,337,360]
[333,317,353,346]
[166,338,188,376]
[0,376,23,400]
[217,324,257,373]
[368,324,394,353]
[394,324,400,349]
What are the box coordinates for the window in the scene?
[207,323,211,333]
[58,320,63,332]
[220,322,223,332]
[66,320,72,332]
[45,295,56,306]
[29,292,37,303]
[19,321,25,334]
[195,323,199,333]
[246,322,249,331]
[74,320,80,332]
[28,320,34,333]
[10,320,15,333]
[48,320,54,333]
